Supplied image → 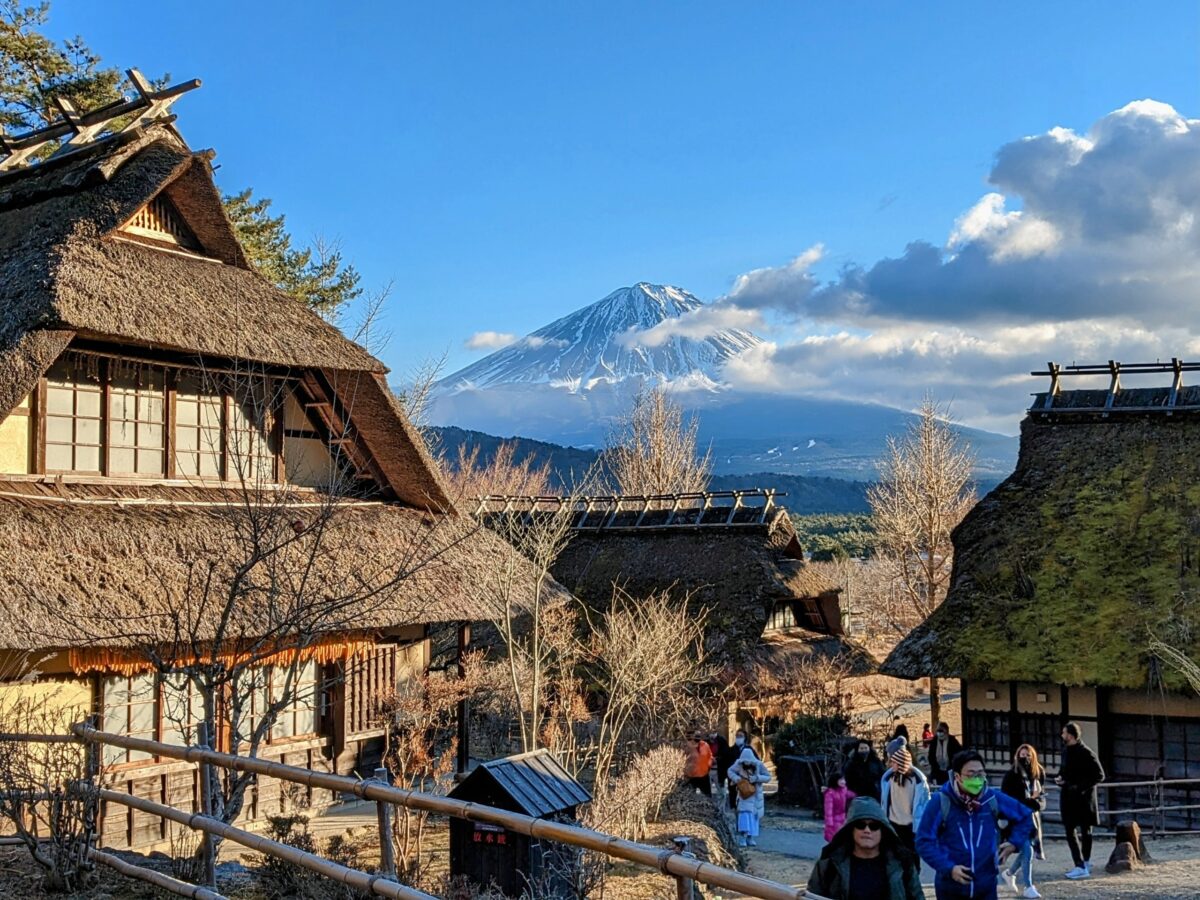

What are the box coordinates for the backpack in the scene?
[736,777,758,800]
[935,790,1005,833]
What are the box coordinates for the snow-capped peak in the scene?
[439,283,762,393]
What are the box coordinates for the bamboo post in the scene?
[672,836,695,900]
[89,848,227,900]
[374,766,396,879]
[196,721,217,888]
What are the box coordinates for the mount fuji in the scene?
[427,283,1018,481]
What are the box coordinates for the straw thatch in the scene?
[0,481,564,652]
[548,514,849,668]
[0,122,454,510]
[882,408,1200,688]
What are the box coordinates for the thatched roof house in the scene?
[480,491,873,689]
[0,91,564,847]
[883,367,1200,825]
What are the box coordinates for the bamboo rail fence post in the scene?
[196,721,217,888]
[374,766,397,879]
[70,725,806,900]
[95,788,436,900]
[672,835,695,900]
[88,848,228,900]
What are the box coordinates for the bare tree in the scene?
[868,396,975,728]
[604,386,711,495]
[444,441,552,503]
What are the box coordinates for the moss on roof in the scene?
[882,412,1200,689]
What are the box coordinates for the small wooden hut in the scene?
[0,79,564,848]
[883,361,1200,827]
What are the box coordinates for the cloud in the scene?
[620,304,762,348]
[465,331,518,351]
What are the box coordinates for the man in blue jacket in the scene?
[916,749,1034,899]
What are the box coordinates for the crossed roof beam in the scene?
[0,69,200,172]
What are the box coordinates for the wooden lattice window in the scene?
[346,645,399,736]
[120,194,201,250]
[101,673,156,766]
[108,363,166,476]
[44,356,103,473]
[174,375,224,480]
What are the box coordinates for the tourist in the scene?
[684,731,713,796]
[1000,743,1046,898]
[927,723,963,786]
[891,721,910,744]
[823,771,857,842]
[722,728,752,810]
[916,749,1034,899]
[842,738,885,801]
[727,747,771,847]
[880,736,930,852]
[1057,721,1105,880]
[807,796,925,900]
[921,723,934,748]
[708,730,730,791]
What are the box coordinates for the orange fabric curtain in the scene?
[68,634,377,676]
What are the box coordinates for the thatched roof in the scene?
[0,123,452,510]
[0,480,566,652]
[882,408,1200,689]
[544,508,847,668]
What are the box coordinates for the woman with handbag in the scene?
[728,747,771,847]
[1000,743,1046,899]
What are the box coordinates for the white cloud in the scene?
[464,331,518,351]
[620,304,762,348]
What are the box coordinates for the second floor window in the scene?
[108,364,166,476]
[45,358,103,473]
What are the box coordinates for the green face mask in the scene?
[961,775,987,796]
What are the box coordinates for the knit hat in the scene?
[885,734,907,757]
[888,736,911,772]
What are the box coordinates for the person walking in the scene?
[843,738,885,802]
[881,737,930,852]
[684,731,713,795]
[708,730,730,792]
[1057,721,1105,880]
[727,747,771,847]
[916,750,1034,899]
[999,744,1046,899]
[807,797,925,900]
[928,723,963,786]
[722,728,752,810]
[824,772,857,842]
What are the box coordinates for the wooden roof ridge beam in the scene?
[0,69,201,171]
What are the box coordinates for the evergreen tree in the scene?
[0,1,361,316]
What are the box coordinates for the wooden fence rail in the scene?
[70,723,807,900]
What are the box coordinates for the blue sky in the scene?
[46,2,1200,427]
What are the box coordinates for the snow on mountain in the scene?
[438,283,761,393]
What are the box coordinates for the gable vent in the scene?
[120,194,202,251]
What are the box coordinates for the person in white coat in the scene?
[727,747,771,846]
[880,737,929,853]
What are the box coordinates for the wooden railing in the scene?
[56,725,806,900]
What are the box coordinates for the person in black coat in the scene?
[1056,721,1106,880]
[842,738,885,802]
[927,722,963,786]
[709,731,730,788]
[1000,744,1047,895]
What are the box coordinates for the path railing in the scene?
[50,724,806,900]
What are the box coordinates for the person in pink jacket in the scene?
[823,773,857,841]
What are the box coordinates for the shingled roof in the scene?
[882,407,1200,689]
[0,122,451,510]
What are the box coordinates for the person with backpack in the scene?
[916,749,1034,899]
[807,796,925,900]
[1000,744,1046,899]
[824,771,857,842]
[1056,721,1105,880]
[881,737,930,852]
[727,747,771,847]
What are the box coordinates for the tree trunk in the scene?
[930,676,942,730]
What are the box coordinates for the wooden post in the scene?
[672,835,695,900]
[374,767,397,879]
[456,622,472,776]
[196,721,217,888]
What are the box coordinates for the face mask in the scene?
[1019,758,1031,769]
[857,748,869,757]
[734,737,744,747]
[961,775,987,796]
